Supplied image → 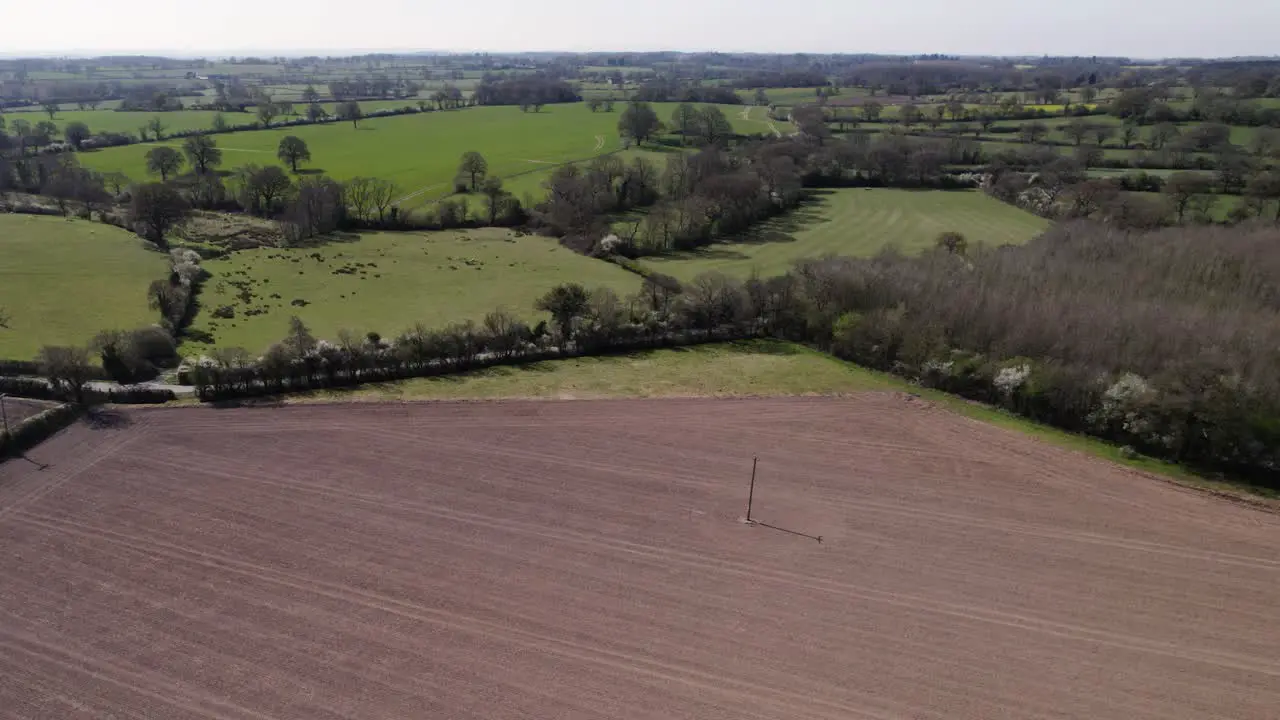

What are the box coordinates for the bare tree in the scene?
[42,102,59,120]
[1164,172,1214,222]
[1093,125,1116,147]
[1120,123,1138,149]
[145,146,184,180]
[1020,121,1050,144]
[37,346,94,404]
[1064,118,1091,146]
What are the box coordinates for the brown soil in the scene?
[1,395,1277,719]
[1,397,57,426]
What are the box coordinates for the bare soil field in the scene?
[1,395,1277,719]
[0,397,57,426]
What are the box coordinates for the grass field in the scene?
[5,99,447,139]
[302,339,897,402]
[187,227,640,353]
[0,215,167,360]
[639,188,1050,280]
[79,103,790,210]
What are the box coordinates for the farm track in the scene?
[1,395,1277,719]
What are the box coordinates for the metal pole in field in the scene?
[0,394,8,436]
[746,456,758,523]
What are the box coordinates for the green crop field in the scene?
[639,188,1049,281]
[78,103,792,210]
[0,215,168,360]
[187,227,640,354]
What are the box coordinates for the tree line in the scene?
[128,217,1280,485]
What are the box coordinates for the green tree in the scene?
[457,151,488,191]
[277,136,311,173]
[63,121,91,149]
[147,116,166,141]
[145,146,184,180]
[256,102,278,128]
[536,283,592,341]
[480,176,510,225]
[337,100,363,128]
[42,102,59,120]
[129,182,190,246]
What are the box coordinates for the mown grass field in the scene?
[0,214,168,360]
[639,188,1050,280]
[79,103,791,210]
[188,227,640,353]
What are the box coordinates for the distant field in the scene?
[187,227,640,353]
[0,215,167,360]
[6,108,226,136]
[4,99,446,138]
[640,188,1049,281]
[78,103,792,210]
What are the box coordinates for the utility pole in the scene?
[746,456,757,523]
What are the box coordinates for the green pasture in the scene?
[0,214,168,360]
[187,227,640,353]
[78,103,792,210]
[639,188,1049,281]
[3,108,225,136]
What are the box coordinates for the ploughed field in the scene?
[1,396,1277,719]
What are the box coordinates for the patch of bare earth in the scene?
[0,397,57,426]
[1,394,1277,719]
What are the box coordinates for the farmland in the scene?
[78,103,791,210]
[188,227,639,353]
[640,188,1050,280]
[1,397,1277,719]
[293,340,898,402]
[0,215,167,359]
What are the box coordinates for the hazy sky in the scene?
[6,0,1278,58]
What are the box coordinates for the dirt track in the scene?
[1,395,1277,719]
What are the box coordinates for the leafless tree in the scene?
[1164,172,1214,222]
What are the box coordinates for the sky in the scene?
[4,0,1278,59]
